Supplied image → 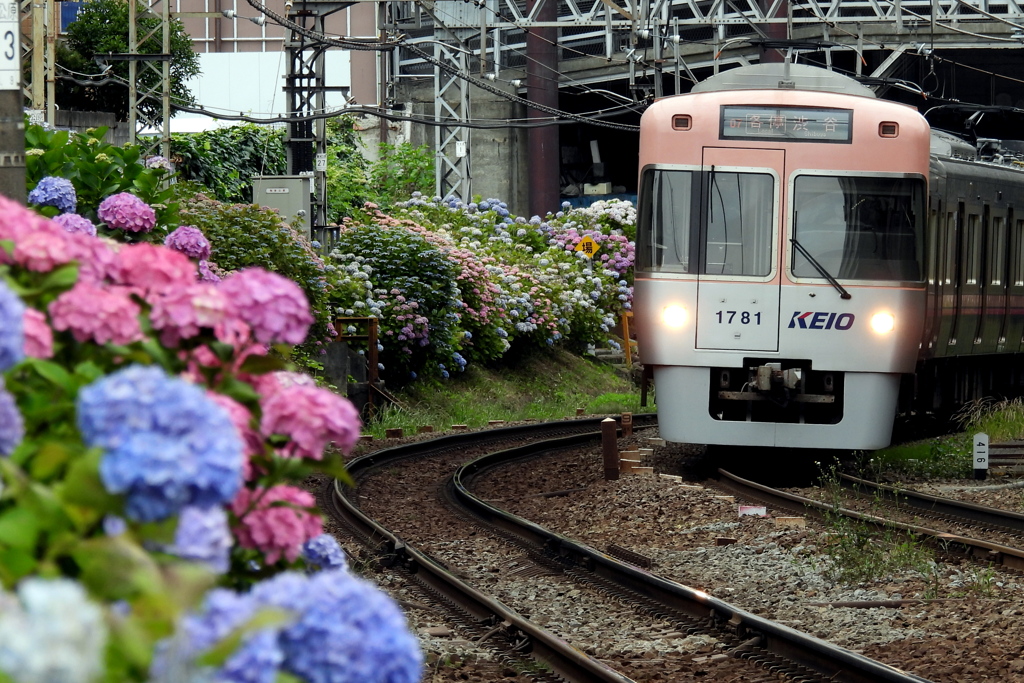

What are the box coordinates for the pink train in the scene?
[633,61,1024,450]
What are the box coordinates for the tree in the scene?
[56,0,201,123]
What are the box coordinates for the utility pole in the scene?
[284,0,348,231]
[0,0,25,202]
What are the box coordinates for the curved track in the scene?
[329,420,931,683]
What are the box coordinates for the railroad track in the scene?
[327,419,930,683]
[715,469,1024,574]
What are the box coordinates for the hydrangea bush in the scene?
[327,196,636,383]
[0,194,423,682]
[25,124,178,232]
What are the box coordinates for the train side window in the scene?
[1015,219,1024,287]
[989,216,1006,286]
[966,214,981,285]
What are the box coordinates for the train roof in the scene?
[690,63,877,98]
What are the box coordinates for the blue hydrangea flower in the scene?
[0,381,24,457]
[77,365,243,522]
[271,571,423,683]
[168,506,233,574]
[28,176,77,213]
[0,282,25,373]
[302,534,349,572]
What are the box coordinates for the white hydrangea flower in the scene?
[0,578,107,683]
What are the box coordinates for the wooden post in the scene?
[621,412,633,437]
[621,311,633,368]
[602,418,619,480]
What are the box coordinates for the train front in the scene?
[632,64,930,450]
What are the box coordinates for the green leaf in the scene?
[238,353,289,375]
[38,262,80,291]
[195,608,293,667]
[27,358,75,393]
[72,535,164,601]
[0,506,41,549]
[28,441,73,480]
[0,548,37,584]
[219,377,261,404]
[309,456,355,487]
[59,448,120,511]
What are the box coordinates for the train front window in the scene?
[638,168,773,276]
[792,175,925,282]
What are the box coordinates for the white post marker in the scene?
[0,2,17,90]
[973,433,989,481]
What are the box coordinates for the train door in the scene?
[979,208,1008,353]
[694,147,783,352]
[935,207,959,351]
[1006,214,1024,354]
[955,204,983,352]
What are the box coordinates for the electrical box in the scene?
[252,176,312,239]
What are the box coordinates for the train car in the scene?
[632,62,932,450]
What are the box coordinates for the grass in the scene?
[865,397,1024,480]
[358,348,652,439]
[817,465,934,584]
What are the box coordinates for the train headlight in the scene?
[662,305,688,328]
[870,312,895,334]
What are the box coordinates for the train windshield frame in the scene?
[791,173,926,283]
[637,166,775,277]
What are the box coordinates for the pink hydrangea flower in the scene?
[53,213,97,237]
[12,224,73,272]
[118,243,197,299]
[207,392,262,480]
[218,268,313,345]
[97,192,156,233]
[64,233,122,284]
[0,195,53,256]
[22,308,53,359]
[164,225,211,260]
[251,370,318,398]
[230,485,323,564]
[259,384,361,460]
[49,282,143,345]
[148,282,233,346]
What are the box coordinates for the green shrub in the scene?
[25,124,178,231]
[177,193,334,351]
[171,124,287,204]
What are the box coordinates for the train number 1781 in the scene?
[715,311,761,325]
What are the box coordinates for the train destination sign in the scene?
[720,105,852,143]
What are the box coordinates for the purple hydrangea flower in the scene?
[28,176,77,214]
[198,260,221,283]
[167,506,232,574]
[97,192,156,233]
[144,155,174,172]
[301,534,348,572]
[102,515,127,536]
[52,213,97,236]
[0,381,24,457]
[76,365,243,522]
[0,281,25,372]
[164,225,212,260]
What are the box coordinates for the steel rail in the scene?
[717,468,1024,573]
[331,418,655,683]
[449,450,931,683]
[840,472,1024,535]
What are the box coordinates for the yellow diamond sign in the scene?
[574,235,600,258]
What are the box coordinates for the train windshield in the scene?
[637,168,773,276]
[792,175,925,282]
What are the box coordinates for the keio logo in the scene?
[788,312,855,330]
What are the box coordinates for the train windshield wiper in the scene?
[790,237,852,300]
